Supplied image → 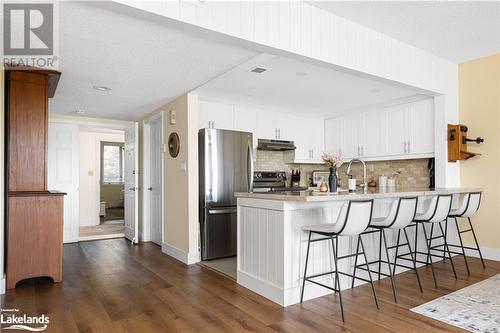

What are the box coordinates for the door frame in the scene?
[142,111,164,244]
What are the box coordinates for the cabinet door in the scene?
[210,103,234,130]
[325,118,343,156]
[385,105,408,156]
[310,118,324,160]
[8,71,48,191]
[408,99,434,154]
[234,106,258,147]
[198,100,211,129]
[361,110,385,158]
[341,114,361,159]
[255,109,280,140]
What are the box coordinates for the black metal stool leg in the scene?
[359,235,379,309]
[378,230,382,280]
[392,229,401,276]
[381,229,397,302]
[403,228,423,293]
[468,217,486,268]
[300,231,312,303]
[331,235,344,322]
[351,236,361,289]
[422,223,438,288]
[426,223,435,264]
[438,221,457,279]
[454,217,470,275]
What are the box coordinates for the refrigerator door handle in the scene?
[247,137,254,192]
[208,208,237,215]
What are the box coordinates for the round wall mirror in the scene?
[168,132,180,158]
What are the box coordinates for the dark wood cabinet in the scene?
[5,67,64,289]
[7,71,49,191]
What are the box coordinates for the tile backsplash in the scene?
[255,150,430,189]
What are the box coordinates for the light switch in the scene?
[180,161,187,171]
[170,109,176,125]
[88,170,94,176]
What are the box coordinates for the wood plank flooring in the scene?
[1,239,498,333]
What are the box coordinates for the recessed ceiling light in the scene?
[251,67,267,73]
[93,85,112,91]
[370,89,381,94]
[296,71,308,76]
[75,109,85,114]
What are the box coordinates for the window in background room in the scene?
[101,142,125,184]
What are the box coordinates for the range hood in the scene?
[257,139,296,151]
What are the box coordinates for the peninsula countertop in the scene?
[235,187,483,202]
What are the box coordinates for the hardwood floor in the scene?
[1,239,498,333]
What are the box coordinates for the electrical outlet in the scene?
[88,170,94,176]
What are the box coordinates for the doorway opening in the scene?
[79,129,126,241]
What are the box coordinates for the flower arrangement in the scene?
[321,152,344,169]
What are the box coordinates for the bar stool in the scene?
[403,194,456,288]
[352,196,421,303]
[447,192,485,273]
[300,199,377,322]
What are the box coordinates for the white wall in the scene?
[115,0,460,187]
[79,130,125,226]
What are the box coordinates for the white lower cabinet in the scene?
[325,98,434,161]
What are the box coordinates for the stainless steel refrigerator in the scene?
[199,129,253,260]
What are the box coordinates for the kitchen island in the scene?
[235,187,481,306]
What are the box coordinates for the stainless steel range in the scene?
[252,171,308,193]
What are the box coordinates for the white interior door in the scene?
[124,122,139,243]
[149,118,163,245]
[48,122,80,243]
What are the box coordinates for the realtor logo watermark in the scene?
[1,308,49,331]
[2,1,59,69]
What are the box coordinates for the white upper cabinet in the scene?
[385,105,409,156]
[233,105,257,134]
[361,109,385,158]
[408,99,434,155]
[255,109,281,140]
[325,117,343,156]
[341,113,362,159]
[198,100,234,130]
[325,98,434,161]
[291,116,324,162]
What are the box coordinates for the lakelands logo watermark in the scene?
[2,1,59,69]
[1,308,49,331]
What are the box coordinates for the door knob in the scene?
[129,187,136,191]
[147,187,153,191]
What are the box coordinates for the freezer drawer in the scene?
[201,207,237,260]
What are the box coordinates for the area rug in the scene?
[411,274,500,333]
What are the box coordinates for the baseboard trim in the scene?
[161,242,199,265]
[465,246,500,261]
[0,275,5,294]
[78,233,124,242]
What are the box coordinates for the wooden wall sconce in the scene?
[448,124,484,162]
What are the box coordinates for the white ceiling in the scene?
[310,1,500,64]
[49,2,257,121]
[195,54,429,118]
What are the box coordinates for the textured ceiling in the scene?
[310,1,500,63]
[49,2,257,120]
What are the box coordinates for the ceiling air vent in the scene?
[251,67,267,73]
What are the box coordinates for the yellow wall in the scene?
[140,93,199,261]
[459,53,500,253]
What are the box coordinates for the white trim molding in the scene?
[0,276,5,295]
[162,242,200,265]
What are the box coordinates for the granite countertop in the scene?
[234,187,483,202]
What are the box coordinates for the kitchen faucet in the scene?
[346,158,367,189]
